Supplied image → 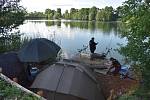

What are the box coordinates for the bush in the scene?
[0,78,39,100]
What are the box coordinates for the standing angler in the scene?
[89,37,98,53]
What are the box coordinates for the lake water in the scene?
[19,20,127,64]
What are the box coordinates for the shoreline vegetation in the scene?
[25,6,121,22]
[0,73,45,100]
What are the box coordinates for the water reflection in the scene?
[45,21,54,26]
[45,21,121,35]
[45,21,62,27]
[19,20,126,63]
[96,22,116,34]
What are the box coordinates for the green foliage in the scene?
[54,8,62,19]
[0,79,39,100]
[78,8,89,20]
[45,9,55,19]
[29,6,120,21]
[70,8,78,19]
[0,0,26,35]
[0,0,25,26]
[104,6,114,21]
[116,6,123,19]
[63,10,70,19]
[96,6,116,21]
[118,87,150,100]
[0,35,30,53]
[0,0,26,53]
[119,0,150,98]
[118,94,139,100]
[88,6,97,20]
[96,9,105,21]
[62,6,118,21]
[26,11,46,19]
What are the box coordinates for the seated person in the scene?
[107,57,121,75]
[24,63,39,88]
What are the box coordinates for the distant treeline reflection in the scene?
[45,21,121,34]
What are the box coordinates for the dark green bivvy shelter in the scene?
[31,60,105,100]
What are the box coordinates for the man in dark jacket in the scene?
[89,37,98,53]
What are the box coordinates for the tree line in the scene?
[26,6,121,21]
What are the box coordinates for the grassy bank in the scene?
[0,77,40,100]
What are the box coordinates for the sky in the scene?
[20,0,126,13]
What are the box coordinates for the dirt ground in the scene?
[71,54,139,99]
[96,73,138,99]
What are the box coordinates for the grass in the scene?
[0,78,40,100]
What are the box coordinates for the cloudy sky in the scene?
[20,0,126,13]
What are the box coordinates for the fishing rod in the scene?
[104,48,112,56]
[101,33,113,56]
[77,45,88,53]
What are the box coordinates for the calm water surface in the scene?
[19,20,127,63]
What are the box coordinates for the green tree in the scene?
[45,9,54,19]
[96,7,117,21]
[116,6,123,19]
[70,8,77,19]
[54,8,61,19]
[104,6,114,21]
[0,0,26,37]
[96,9,106,21]
[89,6,97,21]
[22,11,46,19]
[0,0,26,53]
[63,10,70,19]
[78,8,89,20]
[120,0,150,98]
[64,7,118,21]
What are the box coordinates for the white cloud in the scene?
[20,0,125,12]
